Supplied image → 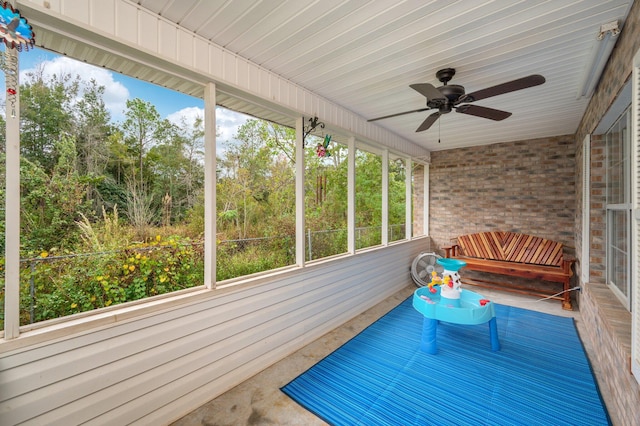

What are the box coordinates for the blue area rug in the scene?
[282,297,610,425]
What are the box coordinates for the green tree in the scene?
[355,150,382,248]
[217,119,273,238]
[216,119,298,239]
[147,115,205,225]
[388,158,407,241]
[20,135,90,252]
[100,130,132,213]
[104,130,132,184]
[0,114,6,153]
[121,98,174,183]
[178,115,205,211]
[74,79,113,212]
[19,66,78,172]
[303,137,349,259]
[121,98,176,236]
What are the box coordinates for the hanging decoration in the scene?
[0,2,35,51]
[2,49,17,117]
[316,134,332,157]
[1,2,35,119]
[302,116,332,157]
[316,173,327,204]
[302,116,325,145]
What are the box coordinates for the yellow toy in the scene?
[428,271,443,293]
[443,275,454,288]
[429,271,442,286]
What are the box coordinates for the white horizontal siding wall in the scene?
[16,0,429,158]
[0,239,428,424]
[2,2,431,424]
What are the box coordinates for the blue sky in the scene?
[1,46,249,142]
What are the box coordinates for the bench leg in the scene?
[562,278,573,311]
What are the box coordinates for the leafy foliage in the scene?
[19,236,204,324]
[20,136,92,251]
[0,58,407,328]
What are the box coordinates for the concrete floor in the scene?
[171,283,612,426]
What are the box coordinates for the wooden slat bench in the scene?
[443,231,576,310]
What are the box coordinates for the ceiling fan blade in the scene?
[368,107,430,122]
[416,112,441,132]
[456,104,512,121]
[410,83,445,100]
[461,74,545,103]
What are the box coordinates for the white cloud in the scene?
[19,56,129,121]
[167,106,204,128]
[216,107,251,144]
[166,106,251,143]
[3,53,253,144]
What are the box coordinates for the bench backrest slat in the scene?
[457,232,563,266]
[459,232,505,260]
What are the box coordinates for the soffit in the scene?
[22,0,636,151]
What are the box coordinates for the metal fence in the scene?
[4,224,407,324]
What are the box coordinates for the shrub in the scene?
[17,235,204,325]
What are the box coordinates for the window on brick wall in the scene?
[605,105,631,310]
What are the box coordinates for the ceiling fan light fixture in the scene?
[439,103,453,114]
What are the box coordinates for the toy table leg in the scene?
[489,317,500,351]
[421,317,438,354]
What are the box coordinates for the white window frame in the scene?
[582,135,590,283]
[2,76,430,341]
[631,47,640,384]
[605,107,632,310]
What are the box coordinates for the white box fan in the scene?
[411,252,444,287]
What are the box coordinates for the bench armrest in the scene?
[443,245,459,258]
[562,255,576,276]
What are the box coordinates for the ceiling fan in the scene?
[368,68,545,132]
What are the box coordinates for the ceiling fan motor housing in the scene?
[430,84,465,112]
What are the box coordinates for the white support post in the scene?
[382,149,389,245]
[4,48,20,338]
[405,158,412,240]
[424,163,430,236]
[347,137,356,253]
[204,83,217,289]
[296,117,305,266]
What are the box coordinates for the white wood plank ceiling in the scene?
[133,0,633,151]
[37,0,636,151]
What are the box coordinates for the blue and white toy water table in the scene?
[412,258,500,354]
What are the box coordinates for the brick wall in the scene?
[581,283,638,426]
[571,0,640,422]
[574,0,640,285]
[428,135,576,254]
[573,0,640,287]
